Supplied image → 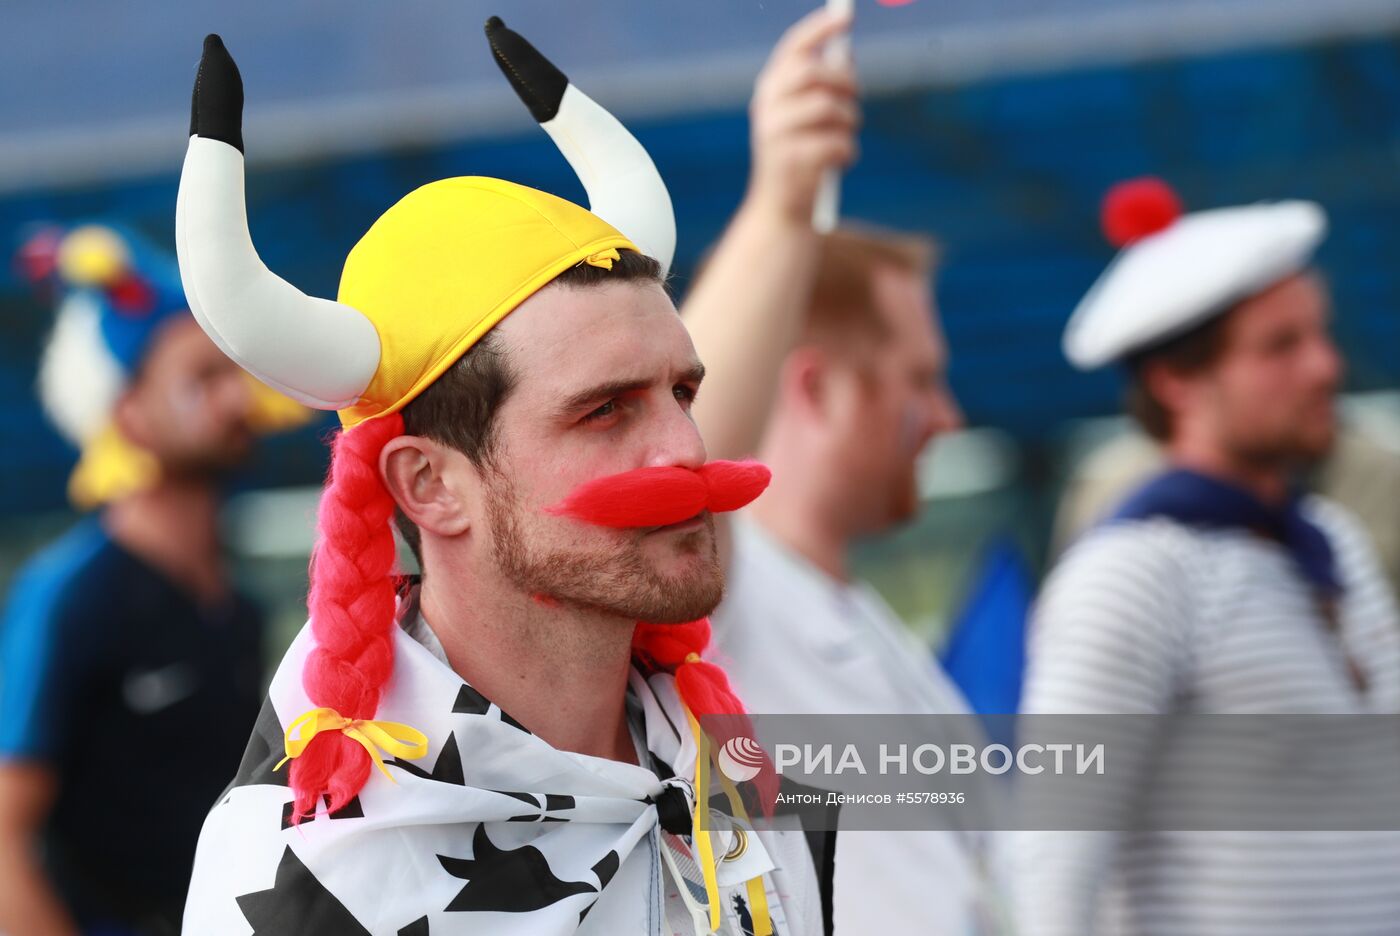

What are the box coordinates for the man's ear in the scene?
[111,385,152,448]
[380,436,475,540]
[781,345,828,420]
[1142,359,1197,425]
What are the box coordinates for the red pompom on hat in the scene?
[1101,177,1183,248]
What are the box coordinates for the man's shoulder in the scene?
[0,521,123,759]
[1301,493,1398,605]
[3,519,119,636]
[1054,516,1202,579]
[724,514,832,600]
[1039,518,1202,623]
[1300,493,1372,555]
[714,515,849,656]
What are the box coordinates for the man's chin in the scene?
[160,457,241,483]
[1287,424,1337,465]
[162,437,253,478]
[535,550,723,624]
[1239,430,1335,470]
[874,482,923,532]
[629,556,724,624]
[635,591,723,625]
[581,585,722,625]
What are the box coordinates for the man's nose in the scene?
[646,397,708,470]
[1310,332,1344,390]
[922,386,963,440]
[218,371,254,419]
[937,389,965,435]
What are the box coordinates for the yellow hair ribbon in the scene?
[274,707,429,782]
[583,247,621,270]
[686,708,724,932]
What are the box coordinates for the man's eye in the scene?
[674,385,698,405]
[583,400,617,422]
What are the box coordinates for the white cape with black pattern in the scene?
[182,613,822,935]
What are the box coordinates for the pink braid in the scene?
[289,413,403,821]
[632,619,778,814]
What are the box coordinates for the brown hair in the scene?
[1125,313,1230,441]
[805,225,939,346]
[395,250,665,559]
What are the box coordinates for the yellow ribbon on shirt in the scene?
[685,703,773,936]
[714,758,773,936]
[274,707,429,781]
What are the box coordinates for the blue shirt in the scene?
[0,518,263,931]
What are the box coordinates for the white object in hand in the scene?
[812,0,854,233]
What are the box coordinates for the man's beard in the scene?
[485,470,724,624]
[159,440,252,483]
[154,421,254,483]
[884,459,923,529]
[1228,408,1336,470]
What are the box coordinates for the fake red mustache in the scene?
[544,460,771,528]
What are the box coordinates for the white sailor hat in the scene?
[1062,177,1328,370]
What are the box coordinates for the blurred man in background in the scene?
[0,226,268,935]
[1015,179,1400,933]
[685,9,994,933]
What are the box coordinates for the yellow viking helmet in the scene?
[176,20,675,428]
[335,178,636,428]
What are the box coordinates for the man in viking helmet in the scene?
[180,19,826,936]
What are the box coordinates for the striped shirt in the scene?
[1011,496,1400,935]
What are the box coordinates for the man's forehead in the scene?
[145,315,223,369]
[871,266,944,353]
[1233,272,1331,332]
[496,281,699,393]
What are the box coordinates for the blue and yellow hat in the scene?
[23,222,307,508]
[26,223,193,508]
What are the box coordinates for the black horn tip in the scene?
[484,15,568,125]
[190,32,245,153]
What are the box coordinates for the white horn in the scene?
[485,17,676,277]
[176,35,380,410]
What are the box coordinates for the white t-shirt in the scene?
[709,514,988,935]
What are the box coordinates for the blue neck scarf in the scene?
[1107,468,1341,597]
